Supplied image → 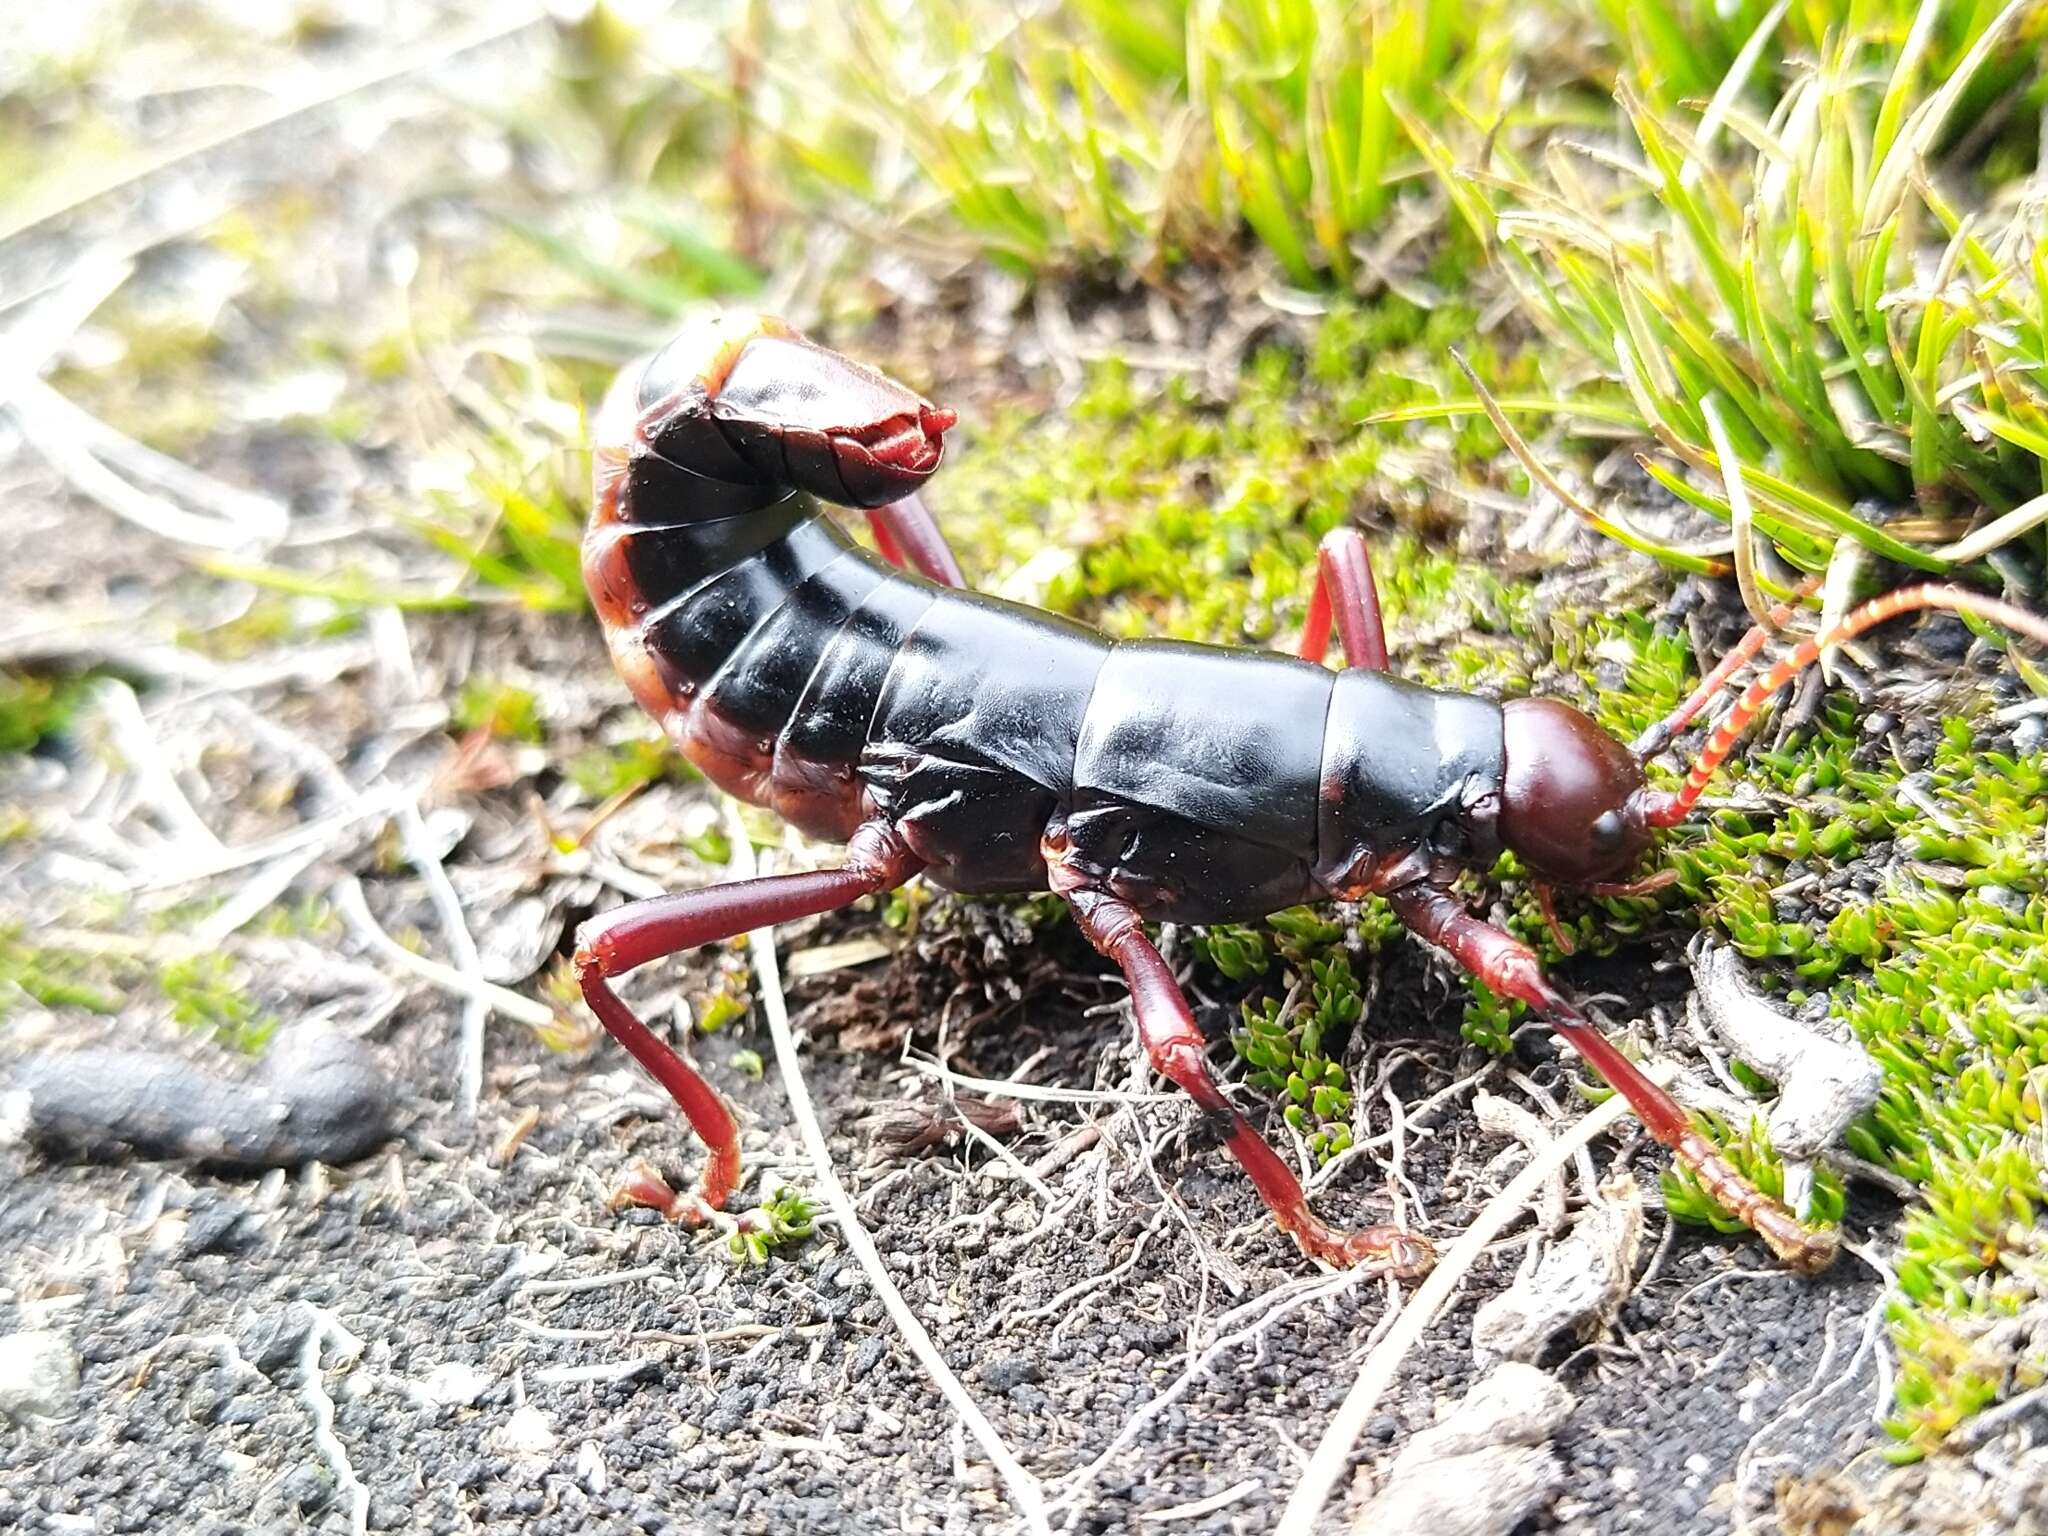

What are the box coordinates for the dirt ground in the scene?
[0,928,1893,1536]
[0,10,2034,1536]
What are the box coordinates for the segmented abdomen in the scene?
[586,492,934,842]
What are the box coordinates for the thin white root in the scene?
[392,802,490,1118]
[1276,1082,1648,1536]
[1474,1091,1569,1235]
[332,876,555,1030]
[297,1308,369,1536]
[724,803,1050,1536]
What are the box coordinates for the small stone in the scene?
[0,1331,81,1422]
[281,1463,333,1513]
[416,1362,493,1408]
[496,1405,557,1457]
[12,1029,394,1169]
[240,1301,321,1377]
[979,1357,1043,1393]
[182,1195,258,1256]
[577,1440,609,1495]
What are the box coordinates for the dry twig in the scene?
[1276,1083,1647,1535]
[724,804,1050,1535]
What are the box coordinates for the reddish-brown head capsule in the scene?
[1497,697,1657,886]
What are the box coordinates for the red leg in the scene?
[1386,882,1836,1272]
[1067,890,1431,1274]
[574,823,922,1218]
[1297,527,1389,670]
[867,491,966,588]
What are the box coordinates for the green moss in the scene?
[0,926,125,1018]
[454,678,545,744]
[566,737,697,802]
[0,670,95,755]
[159,953,279,1055]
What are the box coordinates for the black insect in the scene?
[575,312,2048,1273]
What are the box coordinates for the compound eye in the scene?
[1590,809,1627,855]
[1429,819,1469,858]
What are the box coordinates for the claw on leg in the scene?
[1067,889,1431,1275]
[607,1157,717,1226]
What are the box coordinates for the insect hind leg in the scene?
[574,823,923,1219]
[1066,889,1431,1274]
[867,491,967,588]
[1297,527,1389,670]
[1385,880,1838,1272]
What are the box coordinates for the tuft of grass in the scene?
[1584,0,2028,109]
[1405,2,2048,581]
[771,0,1477,283]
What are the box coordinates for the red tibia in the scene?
[574,826,923,1214]
[1297,527,1390,671]
[1386,881,1837,1272]
[866,491,967,588]
[1067,890,1432,1275]
[1649,584,2048,829]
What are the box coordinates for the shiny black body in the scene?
[617,484,1509,925]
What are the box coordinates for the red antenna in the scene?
[1642,584,2048,830]
[1630,578,1821,757]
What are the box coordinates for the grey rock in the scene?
[1473,1175,1644,1367]
[1351,1364,1574,1536]
[10,1028,393,1169]
[0,1331,81,1423]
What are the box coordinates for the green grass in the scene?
[1404,0,2048,587]
[726,0,1478,284]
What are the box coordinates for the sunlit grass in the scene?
[1403,0,2048,584]
[767,0,1474,283]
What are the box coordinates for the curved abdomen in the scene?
[586,475,1111,884]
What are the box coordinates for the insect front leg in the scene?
[1297,527,1389,670]
[1066,889,1432,1274]
[1386,881,1837,1272]
[866,491,966,588]
[574,823,923,1220]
